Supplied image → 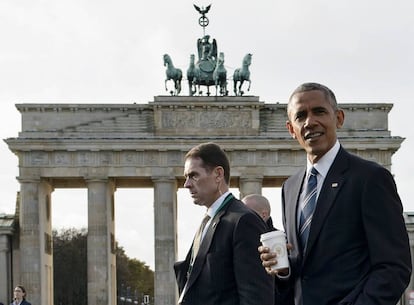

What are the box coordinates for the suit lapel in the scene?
[304,148,349,260]
[184,199,230,291]
[285,169,306,255]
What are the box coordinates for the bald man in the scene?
[242,194,275,232]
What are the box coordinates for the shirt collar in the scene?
[207,191,231,218]
[307,140,340,179]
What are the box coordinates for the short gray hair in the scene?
[288,82,338,111]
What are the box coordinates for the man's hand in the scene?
[258,244,292,276]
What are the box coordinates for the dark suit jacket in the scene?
[174,195,274,305]
[282,147,411,305]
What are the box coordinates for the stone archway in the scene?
[5,96,402,305]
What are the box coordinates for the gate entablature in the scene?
[6,97,402,183]
[12,97,395,138]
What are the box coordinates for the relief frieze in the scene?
[24,149,304,169]
[256,151,271,165]
[161,110,251,130]
[78,152,95,166]
[166,151,183,166]
[144,151,159,166]
[30,152,49,165]
[278,150,293,164]
[120,151,144,165]
[230,151,249,165]
[100,152,113,165]
[55,152,71,165]
[122,152,136,164]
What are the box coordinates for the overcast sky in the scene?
[1,0,413,270]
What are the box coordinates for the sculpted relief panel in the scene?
[160,110,252,133]
[30,152,49,166]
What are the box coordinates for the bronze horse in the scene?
[233,53,252,96]
[187,54,198,96]
[213,52,228,96]
[163,54,182,95]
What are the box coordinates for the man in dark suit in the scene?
[175,142,274,305]
[260,83,411,305]
[243,194,294,305]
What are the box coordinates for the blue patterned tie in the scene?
[299,167,318,251]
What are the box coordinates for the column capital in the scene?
[239,174,264,182]
[85,177,109,183]
[151,176,177,183]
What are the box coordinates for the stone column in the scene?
[239,175,263,199]
[0,234,11,304]
[87,178,116,305]
[18,179,53,305]
[406,221,414,299]
[152,176,177,305]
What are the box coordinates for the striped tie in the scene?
[299,167,318,251]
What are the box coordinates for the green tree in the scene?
[53,228,87,305]
[116,245,154,300]
[53,228,154,305]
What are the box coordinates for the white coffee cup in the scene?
[260,230,289,270]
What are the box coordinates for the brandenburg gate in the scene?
[4,95,403,305]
